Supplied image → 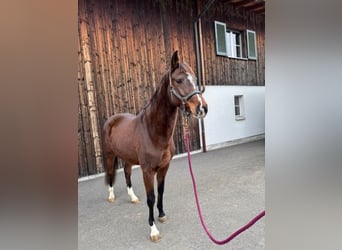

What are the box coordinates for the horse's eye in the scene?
[175,79,183,84]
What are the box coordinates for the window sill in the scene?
[235,116,245,121]
[216,55,257,61]
[228,56,248,61]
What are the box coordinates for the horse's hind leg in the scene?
[124,163,139,203]
[104,154,117,202]
[156,165,169,223]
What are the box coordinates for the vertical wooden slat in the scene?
[78,59,88,177]
[79,0,104,175]
[78,39,96,177]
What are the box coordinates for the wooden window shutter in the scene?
[214,21,227,56]
[247,30,257,59]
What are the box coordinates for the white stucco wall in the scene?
[201,85,265,147]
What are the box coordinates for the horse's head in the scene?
[169,51,208,119]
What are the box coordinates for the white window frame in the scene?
[226,30,242,59]
[234,95,245,120]
[246,29,257,60]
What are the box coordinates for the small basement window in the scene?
[234,95,245,120]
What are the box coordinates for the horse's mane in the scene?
[139,70,170,116]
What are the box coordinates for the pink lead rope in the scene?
[184,131,265,245]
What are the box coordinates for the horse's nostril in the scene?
[196,104,208,117]
[203,105,208,114]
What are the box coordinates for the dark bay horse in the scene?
[102,51,208,242]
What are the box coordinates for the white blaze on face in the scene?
[186,73,197,90]
[186,73,205,117]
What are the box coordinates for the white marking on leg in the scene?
[150,223,161,242]
[127,187,139,203]
[108,186,115,202]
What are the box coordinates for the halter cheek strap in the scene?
[170,86,201,103]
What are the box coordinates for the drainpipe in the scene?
[194,0,216,152]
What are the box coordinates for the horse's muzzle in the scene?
[195,104,208,119]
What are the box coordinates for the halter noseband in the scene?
[169,71,201,106]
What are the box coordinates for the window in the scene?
[234,95,245,120]
[214,21,257,60]
[226,30,242,58]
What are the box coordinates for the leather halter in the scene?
[169,71,201,106]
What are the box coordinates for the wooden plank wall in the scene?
[78,0,200,177]
[199,0,265,86]
[78,0,265,177]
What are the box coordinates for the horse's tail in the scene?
[104,155,117,187]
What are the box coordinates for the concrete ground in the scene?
[78,139,265,250]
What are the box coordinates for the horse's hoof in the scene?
[158,215,167,223]
[131,198,140,204]
[108,197,115,203]
[150,234,161,243]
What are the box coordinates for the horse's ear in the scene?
[171,50,179,72]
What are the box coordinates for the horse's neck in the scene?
[144,76,178,143]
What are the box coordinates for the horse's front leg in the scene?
[142,169,161,242]
[157,165,169,223]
